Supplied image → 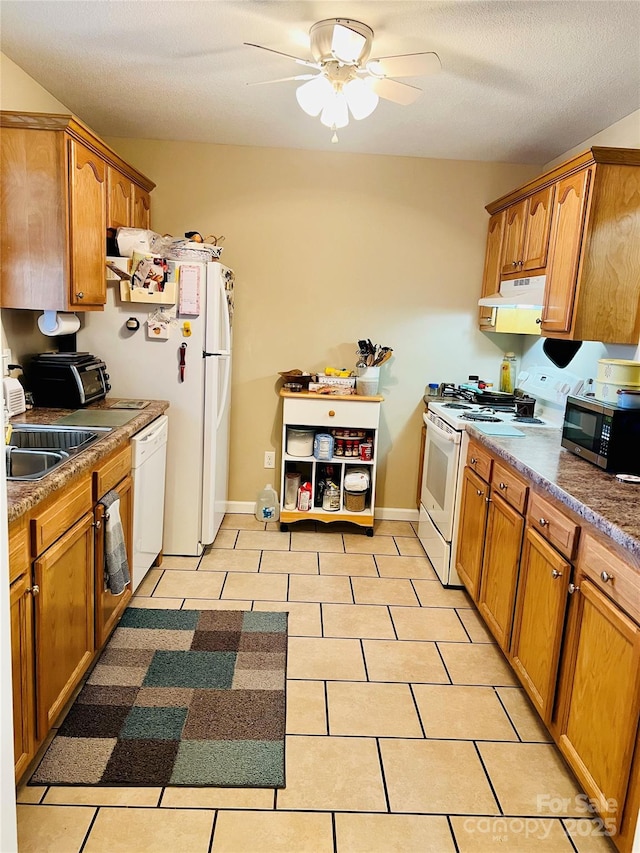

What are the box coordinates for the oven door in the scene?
[420,413,462,541]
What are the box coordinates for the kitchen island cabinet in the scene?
[279,391,383,535]
[0,111,155,311]
[456,423,640,851]
[480,146,640,343]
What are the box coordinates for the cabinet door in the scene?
[500,200,527,276]
[479,211,505,329]
[477,492,524,650]
[95,475,133,649]
[454,467,489,601]
[108,167,132,229]
[541,168,593,334]
[558,576,640,828]
[510,527,570,722]
[68,137,107,308]
[522,185,555,272]
[10,573,35,781]
[34,512,95,739]
[133,184,151,229]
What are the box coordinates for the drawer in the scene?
[491,461,528,514]
[284,397,380,430]
[577,533,640,621]
[9,517,29,584]
[466,441,493,482]
[31,473,92,557]
[93,443,132,500]
[528,492,580,560]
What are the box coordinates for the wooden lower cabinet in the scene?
[455,467,489,600]
[556,575,640,835]
[94,474,133,649]
[510,527,570,722]
[33,512,95,738]
[10,573,35,780]
[477,492,524,649]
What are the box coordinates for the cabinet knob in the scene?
[470,457,477,465]
[535,318,542,325]
[76,291,84,299]
[600,571,614,583]
[499,482,508,490]
[551,569,563,579]
[512,261,519,268]
[27,584,40,597]
[568,583,580,595]
[518,260,524,267]
[93,519,102,529]
[328,410,335,417]
[476,489,484,497]
[538,517,549,527]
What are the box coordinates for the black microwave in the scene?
[29,352,111,408]
[562,395,640,474]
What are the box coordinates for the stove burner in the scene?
[462,413,502,423]
[513,416,545,425]
[442,403,472,410]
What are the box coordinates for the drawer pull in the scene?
[499,482,508,490]
[551,569,563,579]
[27,584,40,597]
[328,410,335,417]
[476,489,484,497]
[568,583,580,595]
[600,571,614,583]
[538,517,549,527]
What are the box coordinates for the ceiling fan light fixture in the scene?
[296,74,333,116]
[331,24,367,64]
[343,77,379,120]
[320,90,349,129]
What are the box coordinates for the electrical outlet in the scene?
[264,451,275,469]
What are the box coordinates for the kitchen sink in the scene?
[6,447,70,480]
[6,424,112,481]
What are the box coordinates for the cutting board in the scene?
[54,409,142,428]
[473,423,526,437]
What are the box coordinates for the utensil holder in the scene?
[356,366,380,396]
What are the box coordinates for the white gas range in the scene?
[417,367,583,588]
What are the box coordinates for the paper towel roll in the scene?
[37,311,81,336]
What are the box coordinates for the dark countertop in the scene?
[7,398,169,523]
[465,424,640,561]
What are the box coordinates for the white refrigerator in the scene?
[78,261,234,556]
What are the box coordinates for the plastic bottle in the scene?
[499,353,517,394]
[255,484,280,522]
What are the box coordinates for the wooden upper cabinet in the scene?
[482,147,640,343]
[68,138,107,308]
[133,184,151,229]
[479,210,505,330]
[0,111,155,312]
[108,166,132,229]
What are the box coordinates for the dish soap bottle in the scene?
[255,484,279,522]
[499,353,517,394]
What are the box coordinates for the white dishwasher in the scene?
[131,415,169,592]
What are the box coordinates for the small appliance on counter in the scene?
[28,352,110,408]
[3,377,27,417]
[562,395,640,474]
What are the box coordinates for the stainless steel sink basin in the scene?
[6,424,111,481]
[6,447,70,480]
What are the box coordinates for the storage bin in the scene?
[594,379,640,404]
[344,488,367,512]
[286,427,315,456]
[597,359,640,384]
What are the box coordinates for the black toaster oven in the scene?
[29,352,111,408]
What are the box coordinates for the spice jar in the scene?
[322,483,340,511]
[335,439,344,456]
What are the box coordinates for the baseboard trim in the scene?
[225,501,419,523]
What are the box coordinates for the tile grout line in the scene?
[492,687,523,743]
[76,804,100,853]
[408,682,428,739]
[433,641,454,685]
[446,814,462,853]
[206,808,218,853]
[374,737,392,814]
[472,740,505,816]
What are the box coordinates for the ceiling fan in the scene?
[245,18,441,141]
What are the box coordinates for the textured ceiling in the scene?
[2,0,639,164]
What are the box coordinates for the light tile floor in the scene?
[17,515,616,852]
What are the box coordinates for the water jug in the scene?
[255,484,279,522]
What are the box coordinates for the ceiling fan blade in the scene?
[244,43,320,70]
[247,74,317,86]
[369,77,423,105]
[367,52,441,78]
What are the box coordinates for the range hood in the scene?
[478,275,546,309]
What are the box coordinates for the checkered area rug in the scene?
[30,608,287,787]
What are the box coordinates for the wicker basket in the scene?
[344,488,367,512]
